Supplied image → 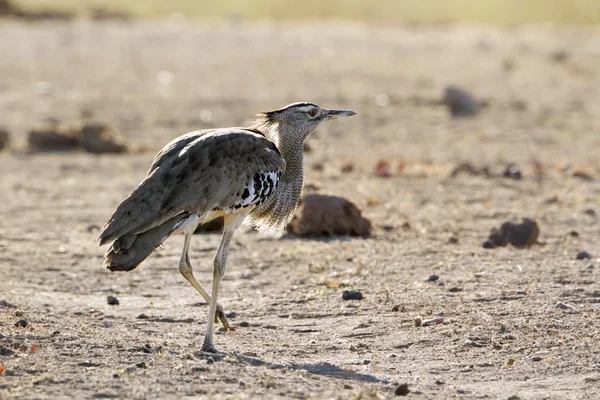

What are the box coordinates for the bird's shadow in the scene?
[196,352,387,384]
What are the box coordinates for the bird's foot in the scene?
[201,341,219,354]
[215,303,232,332]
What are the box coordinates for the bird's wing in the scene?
[99,128,285,245]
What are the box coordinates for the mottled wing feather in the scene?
[99,128,284,245]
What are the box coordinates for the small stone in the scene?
[15,319,28,328]
[436,281,445,286]
[555,302,575,310]
[363,359,371,365]
[414,316,423,327]
[507,395,521,400]
[107,295,119,305]
[391,304,405,312]
[125,365,137,373]
[505,358,516,367]
[238,321,250,327]
[394,383,410,396]
[584,208,596,217]
[530,356,542,362]
[342,290,363,300]
[576,251,592,260]
[444,85,478,117]
[427,274,439,282]
[503,164,522,180]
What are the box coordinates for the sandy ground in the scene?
[1,18,599,399]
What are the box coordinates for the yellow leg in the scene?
[178,232,231,331]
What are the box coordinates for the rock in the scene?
[287,194,371,237]
[444,85,478,117]
[448,233,459,244]
[450,162,490,178]
[193,217,224,233]
[0,127,10,151]
[15,319,28,328]
[342,290,363,300]
[503,164,522,180]
[107,295,119,305]
[395,383,410,396]
[28,122,79,152]
[576,251,592,260]
[427,274,439,282]
[555,302,574,310]
[483,218,540,249]
[79,122,127,154]
[375,159,391,177]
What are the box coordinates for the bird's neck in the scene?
[247,120,306,234]
[264,122,305,201]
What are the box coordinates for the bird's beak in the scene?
[324,109,357,119]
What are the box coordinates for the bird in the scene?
[98,102,356,353]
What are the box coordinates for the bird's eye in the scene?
[308,108,319,118]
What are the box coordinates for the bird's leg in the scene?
[178,232,231,331]
[202,223,237,353]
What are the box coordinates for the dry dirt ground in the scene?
[1,18,600,400]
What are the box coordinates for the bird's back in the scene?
[99,127,285,247]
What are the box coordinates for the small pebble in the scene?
[395,383,410,396]
[342,290,364,300]
[503,164,522,180]
[414,316,423,327]
[125,365,137,373]
[107,295,119,305]
[427,274,439,282]
[14,320,28,328]
[555,302,575,310]
[576,251,592,260]
[531,356,542,362]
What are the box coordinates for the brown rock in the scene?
[484,218,540,249]
[287,194,371,237]
[79,122,127,154]
[28,122,79,152]
[194,217,224,233]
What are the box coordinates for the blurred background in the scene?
[11,0,600,24]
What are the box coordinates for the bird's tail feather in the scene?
[103,214,187,272]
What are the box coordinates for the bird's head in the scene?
[255,102,356,143]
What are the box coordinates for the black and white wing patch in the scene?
[231,171,281,211]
